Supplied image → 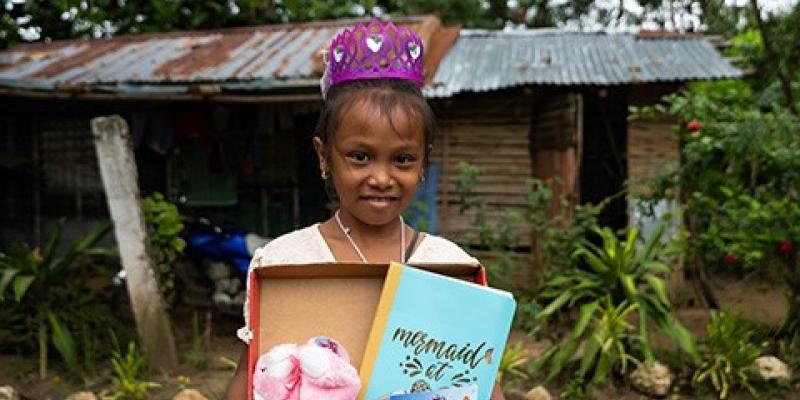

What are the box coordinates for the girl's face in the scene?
[314,99,425,228]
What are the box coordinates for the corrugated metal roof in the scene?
[424,30,743,98]
[0,15,445,95]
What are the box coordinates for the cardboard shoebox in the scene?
[245,262,498,400]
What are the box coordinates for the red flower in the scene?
[722,252,738,265]
[686,119,702,133]
[778,239,794,256]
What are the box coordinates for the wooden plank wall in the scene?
[627,118,679,197]
[430,122,532,244]
[430,90,537,247]
[530,93,581,220]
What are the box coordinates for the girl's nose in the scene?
[367,166,394,189]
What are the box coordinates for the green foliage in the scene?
[632,78,800,339]
[532,226,697,384]
[496,342,529,388]
[531,297,640,385]
[185,311,211,370]
[0,219,120,378]
[142,192,185,301]
[5,0,788,49]
[107,339,160,400]
[693,310,766,399]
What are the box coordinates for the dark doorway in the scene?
[580,88,628,230]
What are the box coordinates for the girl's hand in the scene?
[490,383,506,400]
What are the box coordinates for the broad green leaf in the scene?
[53,222,112,271]
[641,260,670,274]
[620,274,638,300]
[571,301,599,340]
[42,218,65,270]
[577,330,601,378]
[643,273,670,308]
[637,224,665,265]
[547,338,581,381]
[638,306,653,364]
[0,269,19,300]
[48,312,80,375]
[623,228,639,256]
[539,290,573,319]
[591,349,614,384]
[528,345,558,376]
[12,275,35,302]
[577,250,610,275]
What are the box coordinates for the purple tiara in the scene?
[321,19,424,97]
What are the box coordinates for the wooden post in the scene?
[91,115,178,371]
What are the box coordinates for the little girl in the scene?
[226,19,505,400]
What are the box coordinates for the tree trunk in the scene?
[91,115,178,371]
[750,0,799,116]
[684,210,719,309]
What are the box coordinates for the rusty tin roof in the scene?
[0,15,457,98]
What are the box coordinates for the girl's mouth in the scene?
[361,196,399,207]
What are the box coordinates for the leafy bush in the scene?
[142,192,186,300]
[532,226,697,384]
[0,219,120,378]
[632,79,800,334]
[693,310,766,399]
[107,339,160,400]
[496,342,530,388]
[531,297,640,385]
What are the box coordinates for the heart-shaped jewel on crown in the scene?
[366,35,384,52]
[408,42,421,60]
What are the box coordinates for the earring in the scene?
[321,170,330,180]
[419,174,426,184]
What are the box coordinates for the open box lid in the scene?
[246,262,485,400]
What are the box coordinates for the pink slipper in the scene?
[253,344,302,400]
[298,337,361,400]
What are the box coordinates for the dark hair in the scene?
[314,78,435,171]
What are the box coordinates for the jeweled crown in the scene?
[321,19,424,96]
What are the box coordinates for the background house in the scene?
[0,16,741,252]
[0,15,458,246]
[425,30,742,247]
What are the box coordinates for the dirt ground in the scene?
[0,272,797,399]
[0,308,244,400]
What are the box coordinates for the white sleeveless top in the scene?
[237,224,479,342]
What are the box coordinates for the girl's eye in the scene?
[348,151,370,163]
[395,154,415,165]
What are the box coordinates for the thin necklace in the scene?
[334,209,405,263]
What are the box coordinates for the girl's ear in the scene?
[312,136,328,175]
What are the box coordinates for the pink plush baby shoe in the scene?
[298,337,361,400]
[253,343,302,400]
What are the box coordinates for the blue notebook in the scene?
[358,263,516,400]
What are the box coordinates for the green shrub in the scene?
[632,80,800,340]
[107,339,160,400]
[693,310,766,399]
[142,192,185,300]
[532,226,697,384]
[0,219,119,379]
[496,342,530,388]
